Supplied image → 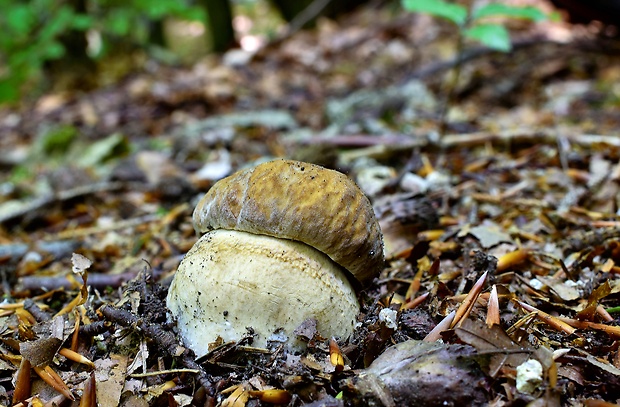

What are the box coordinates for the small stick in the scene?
[22,299,52,322]
[517,301,576,335]
[19,271,138,291]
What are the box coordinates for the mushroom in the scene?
[166,159,383,356]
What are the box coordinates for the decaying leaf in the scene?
[467,222,514,248]
[455,319,532,377]
[20,338,62,368]
[95,354,128,407]
[344,340,488,406]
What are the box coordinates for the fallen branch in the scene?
[19,271,139,291]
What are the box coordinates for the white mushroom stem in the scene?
[166,229,360,357]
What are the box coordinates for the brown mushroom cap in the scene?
[193,159,384,285]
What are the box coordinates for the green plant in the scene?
[402,0,551,135]
[402,0,547,52]
[88,0,204,55]
[0,0,92,103]
[0,0,204,104]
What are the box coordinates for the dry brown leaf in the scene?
[94,354,128,407]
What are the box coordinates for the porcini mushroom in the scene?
[166,159,383,356]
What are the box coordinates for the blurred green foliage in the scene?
[402,0,549,51]
[0,0,204,104]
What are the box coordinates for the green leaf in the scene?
[0,77,22,103]
[71,14,94,31]
[5,5,35,37]
[43,41,66,59]
[8,48,39,68]
[402,0,467,26]
[106,9,133,36]
[77,133,130,167]
[548,11,562,22]
[464,24,511,51]
[39,6,74,41]
[39,125,78,155]
[472,4,547,21]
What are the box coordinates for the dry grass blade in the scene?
[486,285,500,327]
[506,310,537,336]
[401,292,430,310]
[405,267,424,302]
[450,271,488,329]
[79,372,96,407]
[517,301,576,335]
[424,310,455,342]
[329,337,345,372]
[71,309,81,351]
[59,348,95,368]
[12,358,31,404]
[418,229,444,241]
[248,389,292,404]
[0,302,23,310]
[55,294,84,318]
[0,309,13,317]
[556,316,620,338]
[33,365,75,401]
[222,384,249,407]
[597,305,614,322]
[496,249,528,272]
[15,308,37,325]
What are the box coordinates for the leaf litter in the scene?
[1,1,620,405]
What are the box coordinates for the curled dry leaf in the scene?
[71,253,92,275]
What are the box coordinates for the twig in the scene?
[0,240,80,263]
[99,305,210,388]
[19,271,139,291]
[407,37,550,81]
[282,0,333,38]
[0,181,125,224]
[517,301,577,335]
[441,131,620,149]
[297,134,428,147]
[79,321,110,337]
[23,299,52,322]
[294,130,620,151]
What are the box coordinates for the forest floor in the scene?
[2,1,620,406]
